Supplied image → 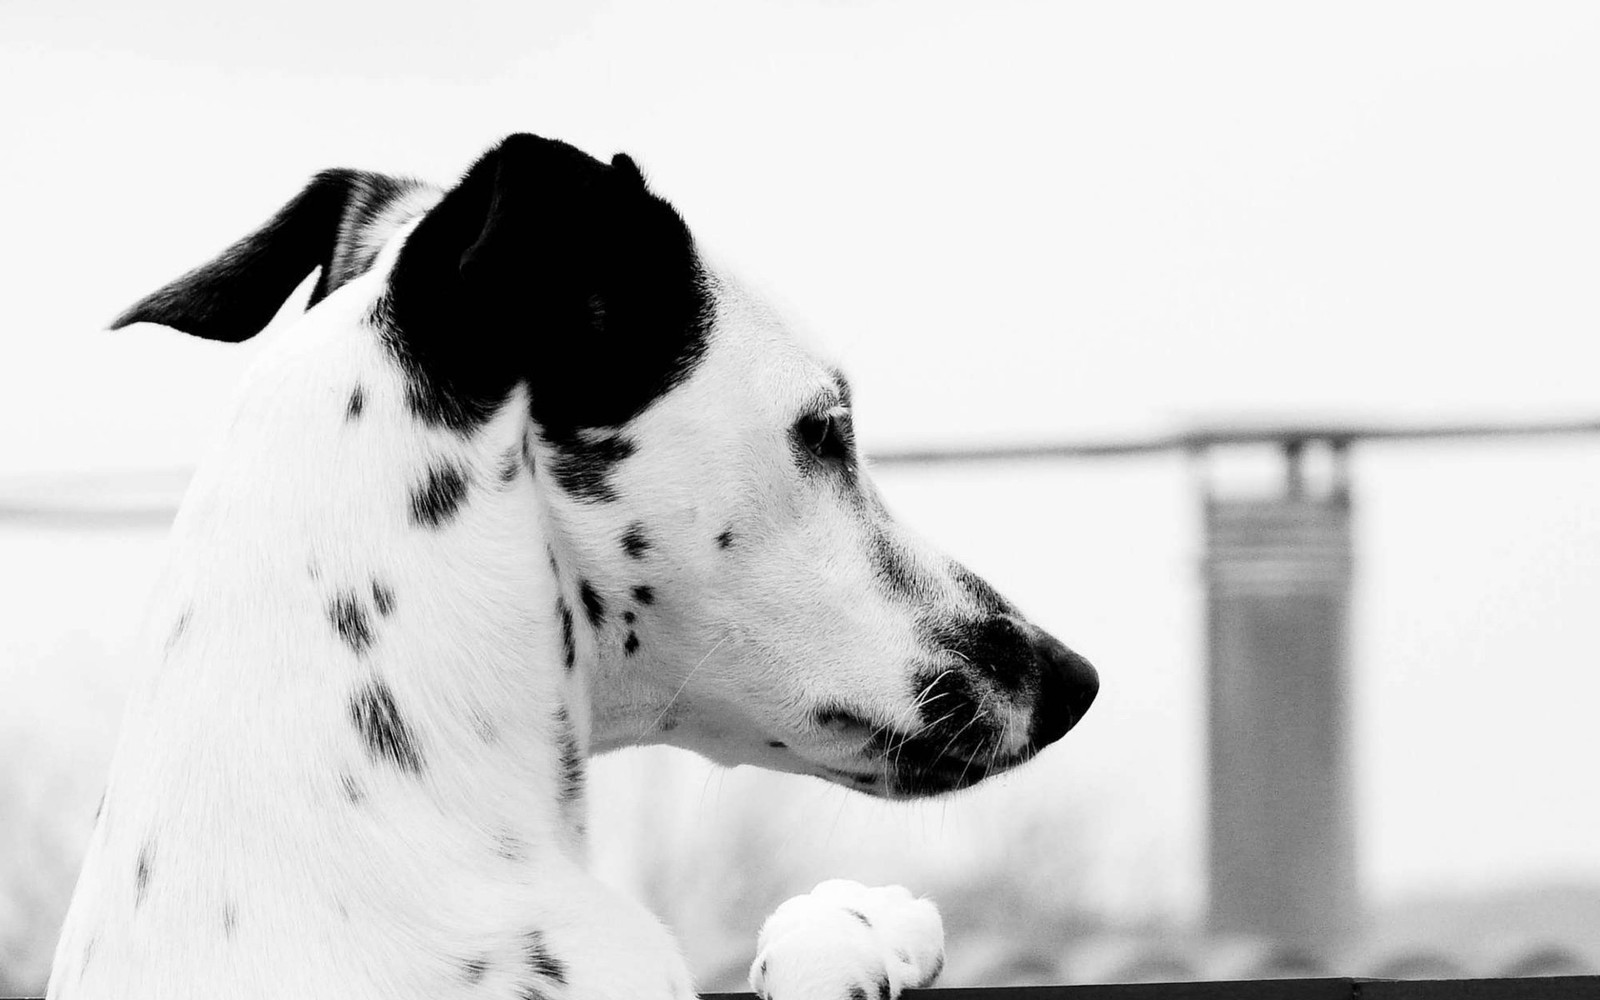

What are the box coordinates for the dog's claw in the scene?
[750,880,945,1000]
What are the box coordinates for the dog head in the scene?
[115,134,1097,799]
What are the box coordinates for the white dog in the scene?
[48,134,1098,1000]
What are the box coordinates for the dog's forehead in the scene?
[699,265,845,414]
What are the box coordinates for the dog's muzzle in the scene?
[823,619,1098,800]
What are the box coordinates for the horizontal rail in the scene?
[703,979,1600,999]
[3,417,1599,525]
[871,417,1600,466]
[9,976,1600,1000]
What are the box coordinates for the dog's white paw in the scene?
[749,879,945,1000]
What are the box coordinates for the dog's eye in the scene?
[795,410,851,464]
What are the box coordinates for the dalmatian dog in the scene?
[48,134,1098,1000]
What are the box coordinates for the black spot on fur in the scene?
[381,135,711,439]
[868,522,922,599]
[848,987,869,1000]
[622,610,636,625]
[496,831,526,862]
[621,522,651,559]
[556,709,585,803]
[847,908,872,928]
[578,580,605,629]
[462,956,489,984]
[631,584,654,605]
[327,591,375,655]
[410,462,469,527]
[525,929,568,984]
[339,773,365,804]
[164,608,192,652]
[548,434,635,503]
[223,901,238,938]
[556,598,575,671]
[767,740,786,749]
[370,580,395,617]
[499,446,522,486]
[348,680,425,774]
[877,976,892,1000]
[716,528,734,549]
[110,169,427,343]
[346,385,365,420]
[623,631,639,656]
[134,841,153,907]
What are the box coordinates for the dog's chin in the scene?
[816,752,1025,800]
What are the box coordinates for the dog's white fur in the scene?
[50,142,1089,999]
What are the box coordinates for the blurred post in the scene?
[1204,438,1358,946]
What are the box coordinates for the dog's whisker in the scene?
[641,636,726,740]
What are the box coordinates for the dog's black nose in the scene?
[1027,627,1099,748]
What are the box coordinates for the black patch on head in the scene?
[622,610,636,625]
[547,433,635,503]
[876,976,892,1000]
[327,591,375,655]
[382,135,711,441]
[525,929,569,984]
[952,563,1013,616]
[346,385,365,421]
[867,522,922,600]
[410,462,469,527]
[556,709,585,803]
[165,608,192,652]
[631,584,655,606]
[499,446,522,486]
[578,580,605,629]
[621,522,651,559]
[110,169,427,343]
[134,841,153,907]
[623,631,639,656]
[716,528,734,550]
[339,773,365,804]
[847,908,873,929]
[848,987,869,1000]
[370,580,396,617]
[223,901,238,938]
[556,598,575,671]
[462,956,489,984]
[348,680,425,774]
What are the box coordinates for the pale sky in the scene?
[3,0,1600,932]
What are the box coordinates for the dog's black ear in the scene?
[112,169,424,341]
[386,134,710,437]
